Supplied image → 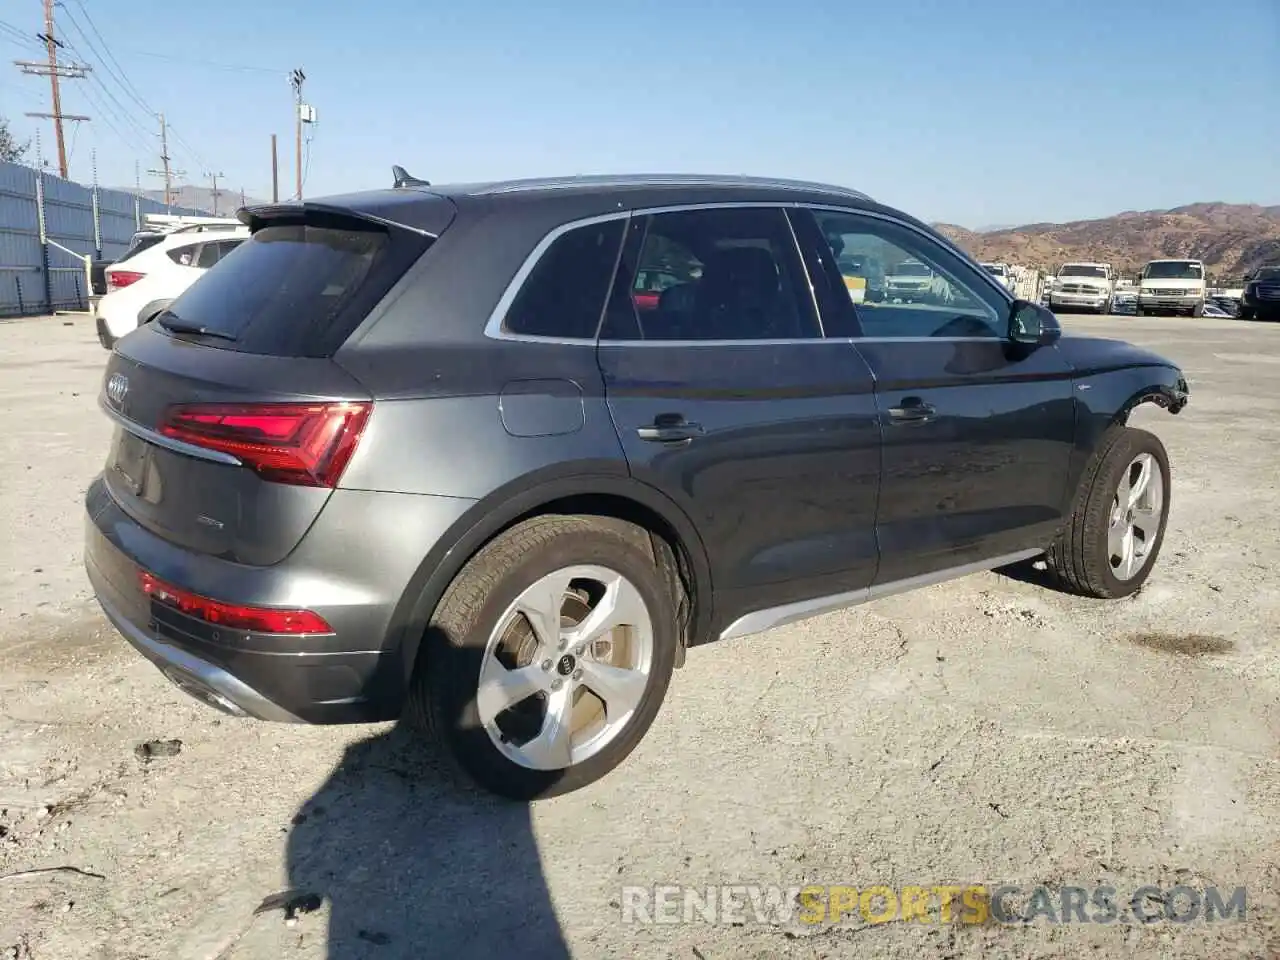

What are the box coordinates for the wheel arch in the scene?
[388,472,716,693]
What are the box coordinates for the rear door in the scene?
[596,206,881,629]
[798,208,1076,583]
[100,210,434,566]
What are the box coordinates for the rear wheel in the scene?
[1135,305,1146,317]
[411,515,679,800]
[1045,427,1170,599]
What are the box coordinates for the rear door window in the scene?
[599,207,819,341]
[159,220,431,357]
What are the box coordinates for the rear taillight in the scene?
[140,571,332,634]
[159,401,371,487]
[108,270,145,289]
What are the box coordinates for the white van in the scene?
[1136,259,1207,317]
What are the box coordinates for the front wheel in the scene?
[411,515,679,800]
[1191,302,1204,318]
[1045,427,1171,599]
[1135,305,1146,317]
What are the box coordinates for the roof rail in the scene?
[467,173,871,201]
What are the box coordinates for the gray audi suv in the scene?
[86,172,1189,799]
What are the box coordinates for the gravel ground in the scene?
[1,313,1277,960]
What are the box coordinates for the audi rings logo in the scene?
[106,373,129,406]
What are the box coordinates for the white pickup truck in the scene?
[1136,259,1207,317]
[1048,262,1114,314]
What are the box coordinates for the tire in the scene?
[1239,307,1254,321]
[1191,302,1204,318]
[1045,427,1171,599]
[1135,305,1146,317]
[409,515,679,800]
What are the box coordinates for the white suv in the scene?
[1049,262,1114,314]
[95,226,249,348]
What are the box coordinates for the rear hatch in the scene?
[99,196,451,565]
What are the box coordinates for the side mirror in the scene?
[1009,300,1060,344]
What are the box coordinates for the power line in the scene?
[64,0,154,112]
[13,0,92,178]
[118,48,283,75]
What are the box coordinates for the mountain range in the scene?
[121,184,269,217]
[934,203,1280,280]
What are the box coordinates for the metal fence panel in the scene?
[0,160,204,317]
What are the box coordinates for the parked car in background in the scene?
[1049,262,1114,314]
[96,226,249,348]
[1136,259,1206,317]
[1206,295,1240,318]
[886,259,934,301]
[980,262,1013,290]
[1201,301,1234,319]
[1111,292,1138,315]
[86,171,1189,800]
[1239,266,1280,322]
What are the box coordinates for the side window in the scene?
[600,206,819,341]
[503,220,625,338]
[809,211,1008,339]
[167,243,200,268]
[195,242,223,269]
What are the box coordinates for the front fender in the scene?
[1064,360,1188,502]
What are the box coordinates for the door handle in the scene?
[887,397,937,424]
[637,415,704,444]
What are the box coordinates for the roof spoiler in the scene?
[392,165,430,188]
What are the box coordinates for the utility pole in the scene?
[270,133,279,202]
[14,0,91,179]
[290,69,305,200]
[146,113,185,210]
[205,170,224,216]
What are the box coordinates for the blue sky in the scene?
[2,0,1277,227]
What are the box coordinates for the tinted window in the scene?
[194,242,221,268]
[1059,265,1108,279]
[600,207,818,341]
[503,220,625,338]
[118,233,164,263]
[166,243,200,267]
[160,221,430,357]
[1143,261,1202,280]
[1255,266,1280,281]
[809,211,1007,338]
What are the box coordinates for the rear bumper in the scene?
[95,316,116,350]
[84,474,475,723]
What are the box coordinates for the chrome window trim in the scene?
[99,397,244,467]
[797,203,1017,307]
[483,201,1017,346]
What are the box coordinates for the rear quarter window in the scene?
[502,220,626,338]
[160,221,431,357]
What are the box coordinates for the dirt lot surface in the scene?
[1,313,1277,959]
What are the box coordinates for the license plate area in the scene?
[113,428,150,495]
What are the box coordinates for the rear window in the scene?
[117,233,163,263]
[160,220,431,357]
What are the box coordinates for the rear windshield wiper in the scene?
[155,311,237,342]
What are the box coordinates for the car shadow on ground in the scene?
[993,556,1058,589]
[285,723,569,958]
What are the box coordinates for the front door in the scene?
[596,206,882,630]
[800,208,1076,584]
